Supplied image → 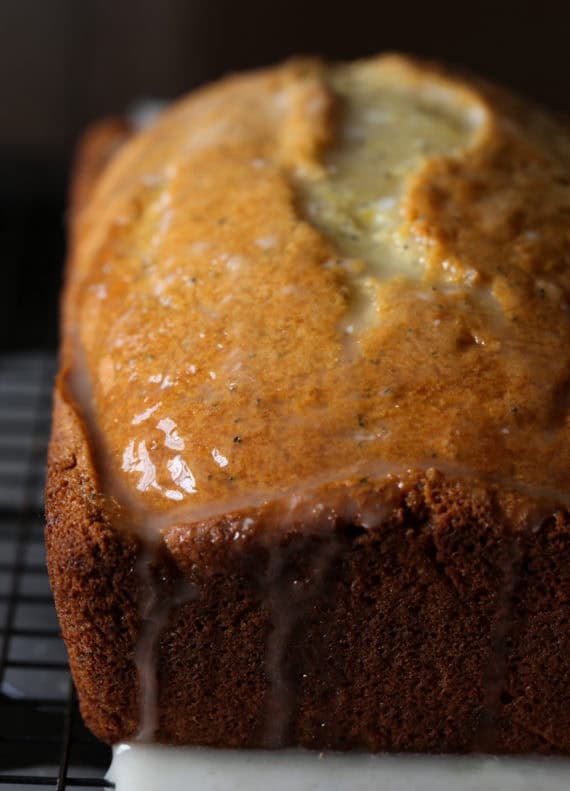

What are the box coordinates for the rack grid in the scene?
[0,353,112,790]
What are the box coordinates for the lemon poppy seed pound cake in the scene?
[46,54,570,753]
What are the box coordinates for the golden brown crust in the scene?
[46,384,140,741]
[59,54,570,515]
[46,54,570,751]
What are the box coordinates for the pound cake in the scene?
[46,54,570,753]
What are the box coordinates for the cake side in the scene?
[46,54,570,751]
[47,398,570,750]
[156,479,570,753]
[46,386,141,742]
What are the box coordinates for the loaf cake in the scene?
[46,54,570,753]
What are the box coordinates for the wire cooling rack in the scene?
[0,353,112,789]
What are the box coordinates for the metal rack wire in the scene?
[0,353,112,790]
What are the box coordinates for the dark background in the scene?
[1,0,569,352]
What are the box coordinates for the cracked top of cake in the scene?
[63,54,570,516]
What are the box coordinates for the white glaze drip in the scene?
[263,533,341,746]
[135,550,199,742]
